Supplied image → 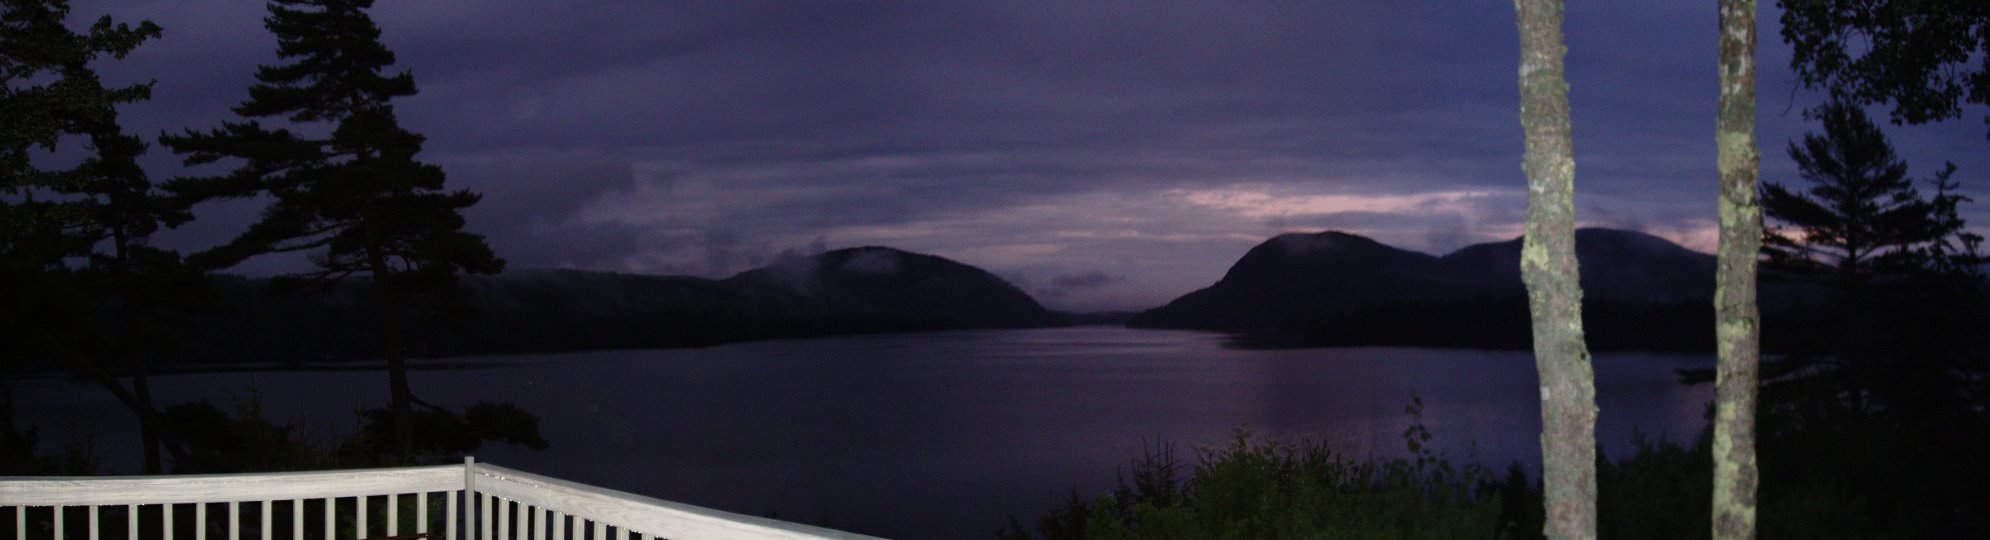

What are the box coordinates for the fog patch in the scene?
[840,249,903,276]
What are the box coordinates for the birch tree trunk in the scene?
[1713,0,1762,537]
[1513,0,1598,538]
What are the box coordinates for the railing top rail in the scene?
[472,463,887,540]
[0,464,463,506]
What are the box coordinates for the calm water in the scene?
[12,326,1713,539]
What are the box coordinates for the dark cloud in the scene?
[62,0,1990,310]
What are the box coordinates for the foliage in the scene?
[158,0,502,292]
[154,386,547,474]
[0,0,218,475]
[0,392,98,475]
[161,0,503,456]
[1761,101,1978,281]
[1739,95,1990,535]
[1001,412,1929,539]
[999,400,1506,540]
[0,0,160,365]
[1778,0,1990,132]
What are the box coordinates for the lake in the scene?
[11,326,1714,539]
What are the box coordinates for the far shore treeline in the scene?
[39,225,1973,371]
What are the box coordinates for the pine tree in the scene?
[0,0,194,472]
[1762,101,1953,284]
[163,0,503,458]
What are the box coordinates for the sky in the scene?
[68,0,1990,312]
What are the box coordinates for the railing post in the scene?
[463,456,477,540]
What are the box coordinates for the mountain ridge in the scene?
[1128,227,1720,351]
[165,247,1067,365]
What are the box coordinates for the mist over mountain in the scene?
[169,248,1065,365]
[726,247,1065,329]
[1129,227,1722,351]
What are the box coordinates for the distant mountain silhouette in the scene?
[726,246,1066,329]
[1129,228,1720,351]
[170,247,1065,365]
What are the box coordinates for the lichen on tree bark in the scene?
[1513,0,1599,538]
[1713,0,1762,538]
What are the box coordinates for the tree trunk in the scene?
[1513,1,1598,538]
[1713,0,1762,538]
[363,225,415,459]
[55,344,192,467]
[133,369,161,473]
[113,225,164,474]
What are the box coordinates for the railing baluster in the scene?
[591,520,604,540]
[496,498,509,540]
[550,511,563,540]
[227,501,239,540]
[14,506,22,540]
[521,504,534,540]
[322,498,333,540]
[357,495,369,540]
[445,491,458,540]
[258,500,271,540]
[127,504,138,540]
[163,503,174,540]
[88,504,100,540]
[53,505,64,540]
[289,499,300,540]
[195,502,207,540]
[417,492,429,535]
[388,493,400,537]
[479,494,492,540]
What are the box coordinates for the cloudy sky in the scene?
[73,1,1990,311]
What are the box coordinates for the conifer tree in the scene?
[1,0,194,472]
[1763,102,1957,283]
[163,0,503,458]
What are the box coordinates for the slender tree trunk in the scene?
[1514,0,1598,538]
[363,224,415,459]
[1713,0,1762,537]
[111,223,164,474]
[132,368,161,473]
[52,342,192,466]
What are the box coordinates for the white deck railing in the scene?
[0,458,885,540]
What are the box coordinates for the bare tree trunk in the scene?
[1514,0,1597,538]
[363,223,415,460]
[1714,0,1762,537]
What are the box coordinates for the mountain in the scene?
[1128,232,1468,330]
[1437,228,1716,303]
[168,247,1064,365]
[725,246,1066,329]
[1128,228,1719,351]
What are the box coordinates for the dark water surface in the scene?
[13,326,1713,539]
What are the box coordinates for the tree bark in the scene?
[362,221,415,459]
[1713,0,1762,538]
[111,223,164,474]
[1513,1,1598,538]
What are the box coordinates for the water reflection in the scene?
[13,326,1711,540]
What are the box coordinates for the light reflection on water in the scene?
[12,326,1711,540]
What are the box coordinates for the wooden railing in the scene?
[0,458,884,540]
